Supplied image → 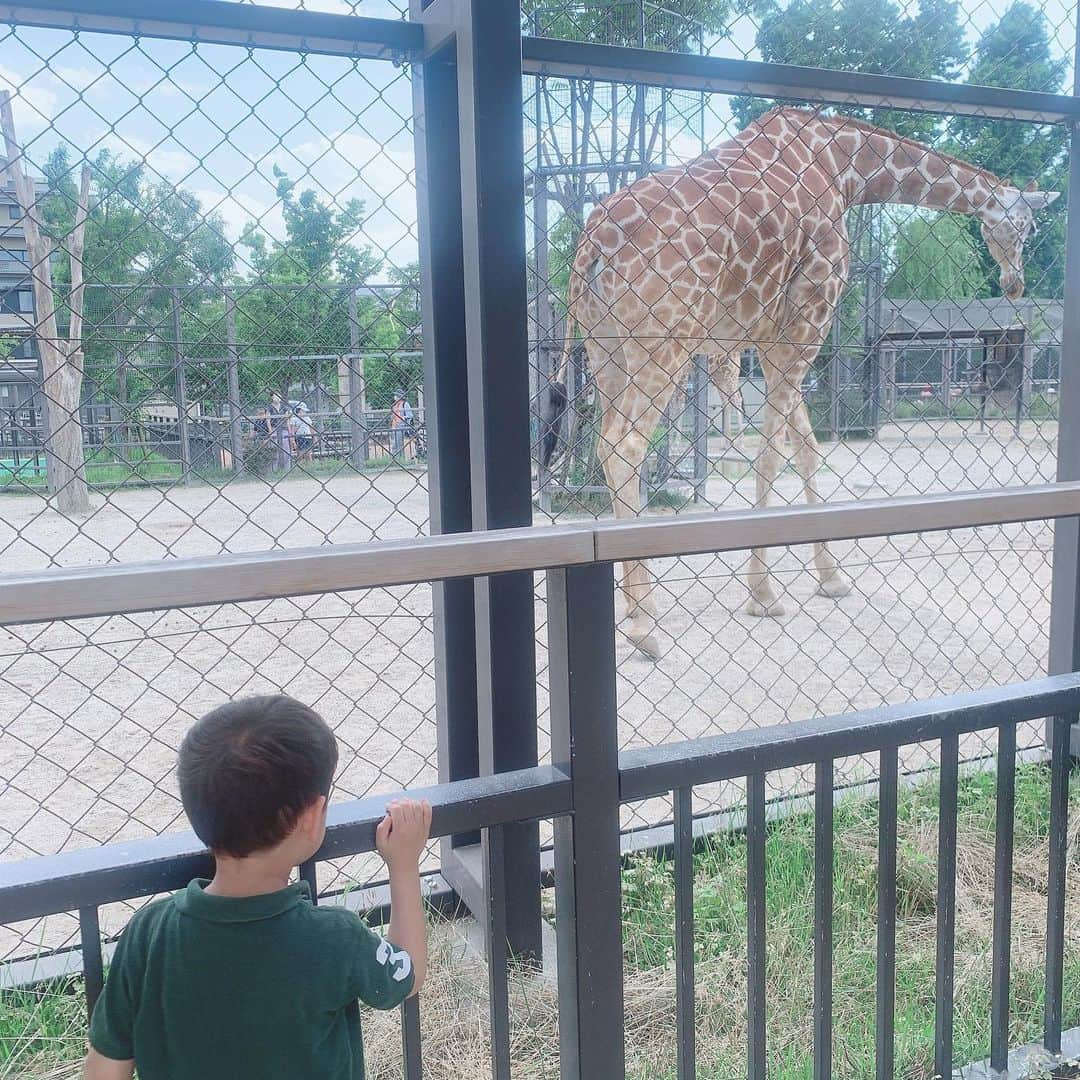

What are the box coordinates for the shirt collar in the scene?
[174,878,310,923]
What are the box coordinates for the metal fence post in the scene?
[414,0,543,964]
[225,287,244,473]
[171,286,191,485]
[548,562,625,1079]
[1047,23,1080,753]
[412,0,482,875]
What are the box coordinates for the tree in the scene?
[947,3,1068,297]
[40,144,235,409]
[237,167,382,404]
[886,212,988,300]
[522,0,733,51]
[525,0,738,226]
[731,0,966,139]
[2,93,93,513]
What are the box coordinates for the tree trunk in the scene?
[0,92,92,513]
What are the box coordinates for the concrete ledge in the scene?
[959,1028,1080,1079]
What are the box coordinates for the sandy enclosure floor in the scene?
[0,418,1059,957]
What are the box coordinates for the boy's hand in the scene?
[376,799,432,871]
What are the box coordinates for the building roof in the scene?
[880,297,1062,341]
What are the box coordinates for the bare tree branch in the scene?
[0,90,90,512]
[64,164,92,374]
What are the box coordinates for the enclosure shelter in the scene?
[1,0,1080,1077]
[878,296,1062,421]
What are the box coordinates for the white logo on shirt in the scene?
[376,939,413,983]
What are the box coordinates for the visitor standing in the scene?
[390,390,407,459]
[293,403,315,464]
[269,392,290,471]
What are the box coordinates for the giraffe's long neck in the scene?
[830,123,1001,219]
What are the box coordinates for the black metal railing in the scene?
[4,568,1079,1077]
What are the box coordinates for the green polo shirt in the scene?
[89,879,414,1079]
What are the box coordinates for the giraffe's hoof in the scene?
[624,622,662,661]
[744,595,786,618]
[634,633,662,662]
[816,574,852,599]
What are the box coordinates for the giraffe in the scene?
[542,107,1058,659]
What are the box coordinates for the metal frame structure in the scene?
[2,0,1080,1075]
[3,505,1080,1077]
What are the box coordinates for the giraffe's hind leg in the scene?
[743,395,788,617]
[596,353,678,659]
[789,401,851,598]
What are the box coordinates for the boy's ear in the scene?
[298,795,328,837]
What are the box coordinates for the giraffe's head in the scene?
[980,183,1060,300]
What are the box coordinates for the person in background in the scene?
[81,694,431,1080]
[292,402,315,464]
[401,394,415,462]
[390,389,407,460]
[252,406,270,442]
[269,392,290,471]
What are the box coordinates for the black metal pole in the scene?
[412,0,480,865]
[1047,8,1080,755]
[549,562,624,1079]
[453,0,542,963]
[225,287,244,473]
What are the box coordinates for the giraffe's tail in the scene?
[541,219,600,468]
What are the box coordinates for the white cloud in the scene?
[286,130,417,262]
[0,66,59,137]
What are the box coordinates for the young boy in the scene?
[82,694,431,1080]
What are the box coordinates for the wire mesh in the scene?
[525,29,1069,830]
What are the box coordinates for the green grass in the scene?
[891,392,1059,423]
[0,451,423,495]
[0,980,86,1077]
[3,763,1079,1079]
[0,447,182,490]
[616,762,1080,1078]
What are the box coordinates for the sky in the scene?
[0,0,1074,278]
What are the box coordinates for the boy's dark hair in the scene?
[179,695,338,857]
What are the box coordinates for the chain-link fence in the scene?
[0,10,438,994]
[523,0,1072,831]
[1,0,1078,1024]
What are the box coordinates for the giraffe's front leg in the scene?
[744,399,787,617]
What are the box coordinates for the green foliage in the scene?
[42,146,234,288]
[39,145,236,404]
[521,0,734,50]
[946,3,1068,298]
[731,0,967,140]
[887,212,989,300]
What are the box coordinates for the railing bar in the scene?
[875,745,898,1080]
[402,995,423,1080]
[674,786,695,1080]
[2,766,573,925]
[299,858,318,905]
[78,905,104,1027]
[1044,714,1072,1054]
[483,825,512,1080]
[747,772,767,1080]
[814,760,833,1080]
[619,673,1080,802]
[934,732,960,1078]
[0,0,424,60]
[520,36,1080,123]
[990,722,1016,1072]
[4,484,1080,627]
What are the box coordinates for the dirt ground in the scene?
[0,417,1059,956]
